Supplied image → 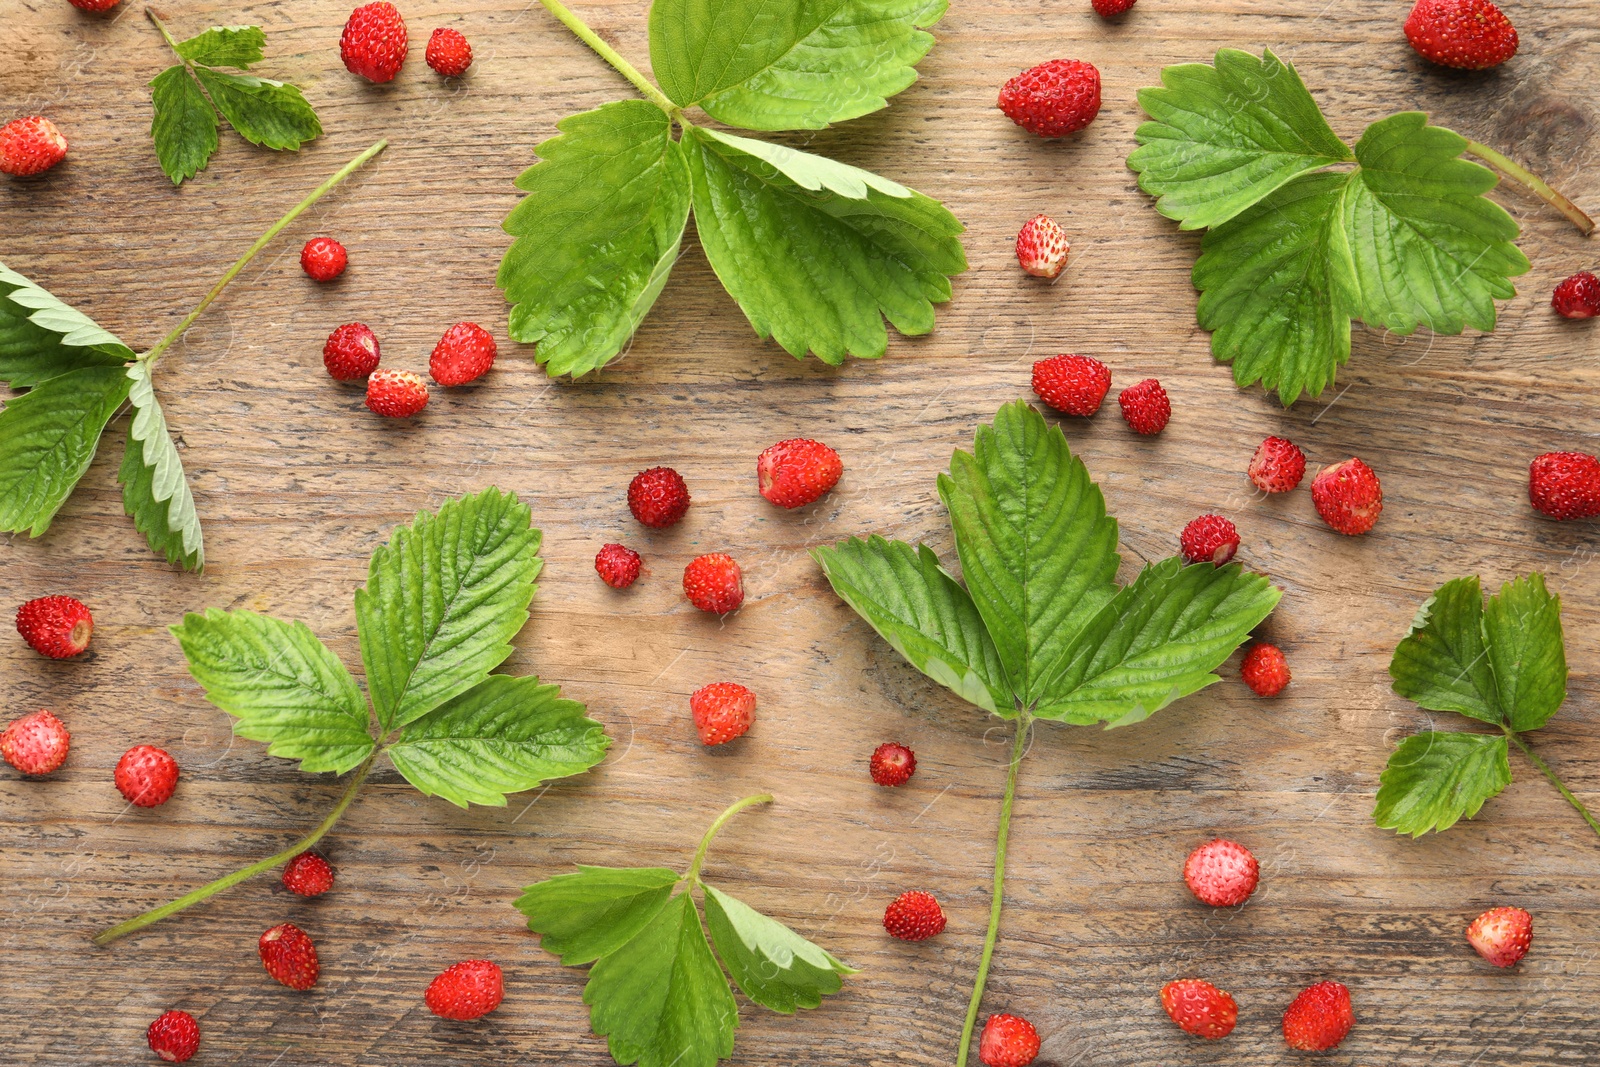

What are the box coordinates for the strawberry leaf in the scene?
[1390,575,1502,725]
[1482,574,1566,733]
[192,69,321,153]
[516,866,682,965]
[0,364,132,537]
[174,25,265,68]
[1375,731,1511,836]
[149,67,221,186]
[0,261,135,388]
[702,884,855,1013]
[120,361,203,571]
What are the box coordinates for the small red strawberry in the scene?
[883,890,946,941]
[1032,354,1110,416]
[1160,978,1238,1039]
[1404,0,1518,69]
[628,467,691,528]
[1552,271,1600,319]
[259,922,320,990]
[1180,514,1239,566]
[757,438,842,508]
[1241,643,1290,697]
[870,742,917,786]
[1529,451,1600,520]
[341,2,409,83]
[115,744,179,807]
[998,59,1101,138]
[1118,378,1170,435]
[323,322,381,381]
[689,682,755,745]
[425,959,504,1020]
[16,595,93,658]
[1184,838,1259,907]
[1249,435,1307,493]
[979,1012,1040,1067]
[595,543,642,589]
[1282,980,1354,1051]
[366,369,429,417]
[146,1009,200,1063]
[68,0,122,11]
[1015,214,1069,278]
[1,709,70,776]
[282,851,335,897]
[425,27,473,77]
[1312,457,1382,535]
[0,116,68,176]
[300,237,348,282]
[429,321,496,386]
[1092,0,1136,15]
[683,553,744,613]
[1466,906,1532,967]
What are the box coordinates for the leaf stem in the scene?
[686,793,774,884]
[533,0,678,115]
[955,712,1032,1067]
[140,138,388,366]
[1506,730,1600,842]
[92,750,377,946]
[1464,140,1595,237]
[145,7,184,56]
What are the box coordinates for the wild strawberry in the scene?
[689,682,755,745]
[425,959,504,1020]
[282,851,335,897]
[429,321,496,386]
[366,369,429,417]
[0,116,68,177]
[1404,0,1517,69]
[1184,838,1258,907]
[323,322,381,381]
[115,744,179,807]
[1240,643,1290,696]
[757,438,842,508]
[259,922,320,990]
[628,467,691,528]
[1160,978,1238,1039]
[146,1010,200,1063]
[68,0,122,11]
[979,1012,1041,1067]
[1015,214,1069,278]
[1312,457,1382,535]
[1529,451,1600,520]
[595,543,642,589]
[1248,435,1306,493]
[1551,271,1600,319]
[1092,0,1136,14]
[1,709,70,776]
[1282,980,1354,1051]
[16,595,93,658]
[341,2,409,83]
[1466,906,1532,967]
[1032,354,1109,416]
[998,59,1101,138]
[683,553,743,613]
[1118,378,1170,434]
[870,742,917,786]
[425,27,473,77]
[1180,514,1239,566]
[300,237,348,282]
[883,890,946,941]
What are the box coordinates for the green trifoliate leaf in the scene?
[649,0,946,131]
[0,364,132,537]
[149,67,221,186]
[1375,730,1511,836]
[497,102,691,377]
[516,866,682,965]
[0,262,135,388]
[702,884,854,1013]
[175,25,266,68]
[170,608,374,774]
[119,361,203,570]
[1481,574,1565,733]
[388,675,609,808]
[1389,575,1502,725]
[192,68,321,152]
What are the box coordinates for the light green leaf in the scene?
[1375,730,1511,836]
[175,25,266,68]
[119,361,203,570]
[702,884,854,1014]
[193,67,321,152]
[0,262,135,388]
[149,66,220,186]
[649,0,945,131]
[1482,574,1566,733]
[812,535,1012,715]
[497,102,691,377]
[694,127,910,198]
[355,488,543,732]
[1389,575,1501,726]
[170,608,374,774]
[388,675,609,808]
[516,865,682,966]
[0,364,132,537]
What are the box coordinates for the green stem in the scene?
[145,7,185,55]
[92,751,378,946]
[1464,140,1595,237]
[955,713,1032,1067]
[687,794,773,884]
[1506,730,1600,842]
[140,139,389,366]
[534,0,678,115]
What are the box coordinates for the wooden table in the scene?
[4,0,1599,1062]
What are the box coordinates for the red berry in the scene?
[259,922,320,990]
[15,595,93,658]
[282,851,335,897]
[341,2,409,83]
[1311,457,1382,535]
[0,116,68,176]
[869,742,917,786]
[1092,0,1136,15]
[68,0,122,10]
[1404,0,1517,69]
[1466,906,1532,967]
[429,321,496,386]
[425,959,504,1020]
[628,467,691,528]
[595,543,642,589]
[365,369,429,417]
[146,1010,200,1063]
[425,27,473,77]
[1118,378,1170,434]
[1282,980,1354,1051]
[1179,514,1239,566]
[757,438,842,509]
[979,1012,1041,1067]
[998,59,1101,138]
[1529,451,1600,520]
[1,709,70,776]
[1248,436,1306,493]
[1183,838,1259,907]
[1552,271,1600,319]
[300,237,348,282]
[1032,355,1110,417]
[689,682,755,745]
[683,553,743,613]
[323,322,381,381]
[1160,978,1238,1039]
[883,890,946,941]
[1240,643,1290,696]
[116,744,179,807]
[1015,214,1069,278]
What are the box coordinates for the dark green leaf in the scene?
[193,67,321,152]
[1375,730,1511,836]
[149,66,220,185]
[175,25,266,68]
[702,884,853,1013]
[0,364,131,537]
[1482,574,1566,733]
[1389,575,1501,726]
[0,261,135,388]
[516,866,682,966]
